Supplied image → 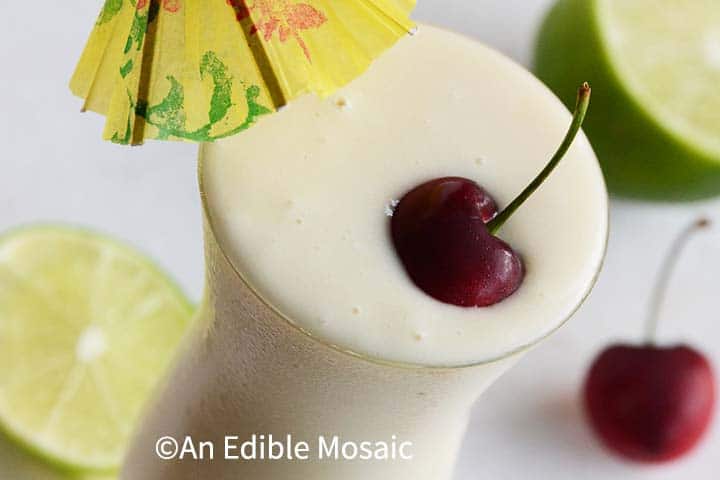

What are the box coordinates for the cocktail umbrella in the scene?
[71,0,416,145]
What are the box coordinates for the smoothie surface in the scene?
[201,25,607,367]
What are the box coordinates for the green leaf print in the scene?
[145,76,187,140]
[97,0,124,25]
[124,8,149,54]
[211,85,273,141]
[111,51,271,144]
[201,52,234,125]
[124,2,160,53]
[110,90,137,145]
[120,60,134,78]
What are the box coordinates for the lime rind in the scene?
[596,0,720,161]
[0,226,194,473]
[535,0,720,199]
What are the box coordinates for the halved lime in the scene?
[536,0,720,200]
[0,227,193,473]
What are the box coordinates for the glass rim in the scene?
[197,152,610,371]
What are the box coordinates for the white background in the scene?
[0,1,718,479]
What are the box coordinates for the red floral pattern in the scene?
[227,0,327,61]
[136,0,181,13]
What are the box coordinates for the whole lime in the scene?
[535,0,720,200]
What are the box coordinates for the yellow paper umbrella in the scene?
[70,0,416,145]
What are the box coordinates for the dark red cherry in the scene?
[584,218,716,463]
[391,177,524,307]
[584,345,715,463]
[389,84,592,307]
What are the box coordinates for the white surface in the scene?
[0,1,717,478]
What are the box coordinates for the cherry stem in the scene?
[487,83,592,235]
[645,218,711,344]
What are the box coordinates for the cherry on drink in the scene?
[391,83,592,307]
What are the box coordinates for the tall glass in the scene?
[121,25,608,480]
[120,208,598,480]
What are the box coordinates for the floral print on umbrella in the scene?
[137,0,181,12]
[227,0,328,62]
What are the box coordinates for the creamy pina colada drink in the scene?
[121,25,607,479]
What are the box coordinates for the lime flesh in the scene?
[0,227,193,473]
[536,0,720,200]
